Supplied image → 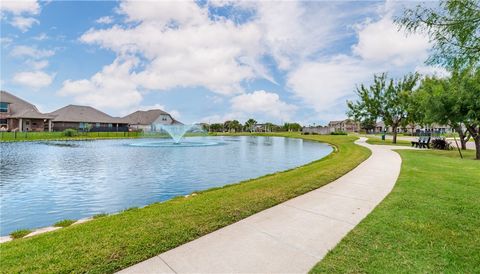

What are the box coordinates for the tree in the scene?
[418,75,470,149]
[397,0,480,69]
[347,73,420,143]
[209,123,223,132]
[245,118,257,132]
[224,120,241,132]
[456,68,480,159]
[419,67,480,158]
[360,118,376,133]
[283,123,301,132]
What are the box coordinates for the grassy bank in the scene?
[311,149,480,273]
[0,133,370,273]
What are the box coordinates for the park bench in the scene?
[411,136,431,148]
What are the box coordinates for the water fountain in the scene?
[157,124,193,144]
[129,124,221,147]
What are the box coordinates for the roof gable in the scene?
[49,105,124,123]
[0,90,53,119]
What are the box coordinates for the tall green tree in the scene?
[347,73,420,143]
[397,0,480,68]
[245,118,257,132]
[419,68,480,158]
[225,120,241,132]
[418,76,470,149]
[283,123,301,132]
[209,123,223,132]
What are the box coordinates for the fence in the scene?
[0,131,141,141]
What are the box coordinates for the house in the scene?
[328,119,360,133]
[376,121,453,134]
[48,105,128,132]
[122,109,181,132]
[0,90,54,132]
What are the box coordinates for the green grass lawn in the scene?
[0,133,370,273]
[311,149,480,273]
[365,136,412,146]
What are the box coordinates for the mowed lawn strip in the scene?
[311,149,480,273]
[365,137,412,146]
[0,133,370,273]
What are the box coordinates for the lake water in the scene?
[0,136,332,235]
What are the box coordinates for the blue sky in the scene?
[1,0,445,125]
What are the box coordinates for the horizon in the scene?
[1,0,445,125]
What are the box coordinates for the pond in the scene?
[0,136,332,235]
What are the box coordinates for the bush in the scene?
[431,138,451,150]
[63,129,78,137]
[93,213,108,219]
[54,219,76,227]
[331,131,347,135]
[10,229,32,239]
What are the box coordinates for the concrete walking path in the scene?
[119,138,414,274]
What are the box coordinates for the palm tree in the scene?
[245,118,257,132]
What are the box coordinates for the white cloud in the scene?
[80,1,265,95]
[254,2,337,70]
[70,0,345,114]
[11,45,55,59]
[230,90,297,121]
[287,55,375,113]
[27,59,49,70]
[0,0,39,15]
[0,37,13,46]
[59,57,142,111]
[1,0,40,31]
[33,32,48,40]
[352,15,430,66]
[13,71,53,89]
[95,16,113,24]
[286,3,432,120]
[415,65,450,78]
[10,16,38,32]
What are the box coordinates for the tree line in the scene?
[348,0,480,159]
[202,119,302,133]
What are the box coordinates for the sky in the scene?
[0,0,447,125]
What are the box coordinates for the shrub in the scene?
[10,229,32,239]
[331,131,347,135]
[54,219,76,227]
[93,213,108,219]
[431,138,451,150]
[63,129,78,137]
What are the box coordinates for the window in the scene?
[0,119,7,124]
[108,123,112,128]
[79,122,85,129]
[0,102,8,113]
[96,123,100,127]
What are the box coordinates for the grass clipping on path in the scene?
[311,149,480,273]
[0,133,370,274]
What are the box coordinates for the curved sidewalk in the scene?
[119,138,414,274]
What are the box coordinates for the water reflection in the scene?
[0,136,332,235]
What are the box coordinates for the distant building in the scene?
[376,121,453,134]
[328,119,360,133]
[302,126,331,135]
[0,90,54,132]
[49,105,128,132]
[122,109,181,132]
